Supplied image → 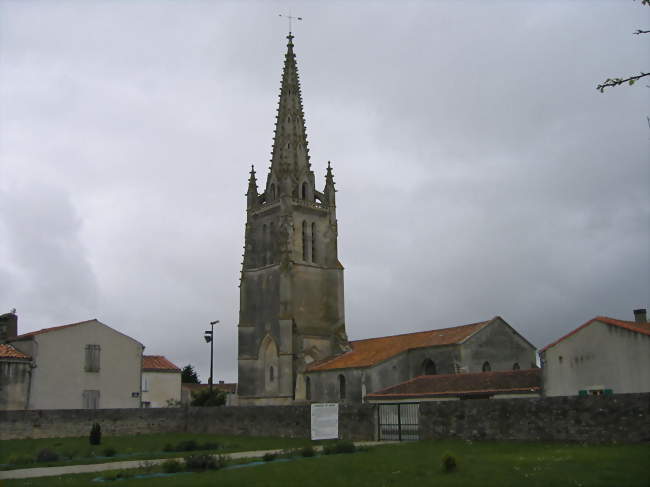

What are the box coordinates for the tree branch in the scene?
[634,29,650,34]
[597,72,650,92]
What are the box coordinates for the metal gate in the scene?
[377,403,419,441]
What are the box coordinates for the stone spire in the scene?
[323,161,336,207]
[246,165,258,209]
[267,33,311,196]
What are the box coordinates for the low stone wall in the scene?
[0,404,377,441]
[1,394,647,443]
[420,393,650,443]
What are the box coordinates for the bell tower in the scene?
[237,34,348,404]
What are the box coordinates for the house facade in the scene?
[9,319,144,409]
[305,316,537,404]
[540,309,650,397]
[141,355,181,407]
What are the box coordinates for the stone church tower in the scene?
[237,34,349,405]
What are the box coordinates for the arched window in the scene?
[305,377,311,401]
[302,221,308,261]
[301,182,307,200]
[270,184,276,200]
[482,361,491,372]
[422,359,437,375]
[269,366,274,382]
[512,362,520,371]
[338,374,346,400]
[311,222,317,263]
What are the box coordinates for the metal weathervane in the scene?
[278,13,302,34]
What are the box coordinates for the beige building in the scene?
[9,319,144,409]
[141,355,181,408]
[540,309,650,397]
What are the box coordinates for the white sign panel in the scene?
[311,403,339,440]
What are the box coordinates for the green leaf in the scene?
[629,79,636,86]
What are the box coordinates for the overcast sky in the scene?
[1,1,648,383]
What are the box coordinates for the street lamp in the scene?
[204,320,219,393]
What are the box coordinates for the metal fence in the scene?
[377,403,419,441]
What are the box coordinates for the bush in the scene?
[184,454,217,471]
[300,446,315,457]
[323,440,356,455]
[190,389,226,407]
[103,447,117,457]
[162,459,184,473]
[200,441,221,450]
[36,448,60,463]
[89,423,102,445]
[441,452,457,473]
[8,454,34,466]
[262,452,277,462]
[177,440,198,452]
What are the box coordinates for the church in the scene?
[236,34,537,406]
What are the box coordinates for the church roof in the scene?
[143,355,180,372]
[540,316,650,353]
[307,318,495,372]
[366,369,542,399]
[0,343,30,360]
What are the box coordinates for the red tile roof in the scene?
[0,343,31,360]
[182,382,237,394]
[540,316,650,353]
[307,318,495,372]
[12,319,97,340]
[143,355,181,372]
[367,369,542,399]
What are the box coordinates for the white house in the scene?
[9,319,144,409]
[540,309,650,397]
[141,355,181,407]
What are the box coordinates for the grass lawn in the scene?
[4,440,649,487]
[0,433,314,470]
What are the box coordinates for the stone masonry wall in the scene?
[0,404,376,441]
[420,393,650,443]
[1,394,647,443]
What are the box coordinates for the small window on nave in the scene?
[482,361,491,372]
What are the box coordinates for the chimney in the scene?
[0,311,18,343]
[633,308,647,323]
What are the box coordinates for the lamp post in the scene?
[204,320,219,393]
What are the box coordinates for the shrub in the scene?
[36,448,60,463]
[262,452,277,462]
[324,440,356,455]
[441,452,457,473]
[61,449,78,460]
[162,459,184,473]
[103,447,117,457]
[200,441,221,450]
[89,423,102,445]
[190,388,226,407]
[8,454,34,466]
[177,440,198,452]
[300,446,315,457]
[184,454,217,471]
